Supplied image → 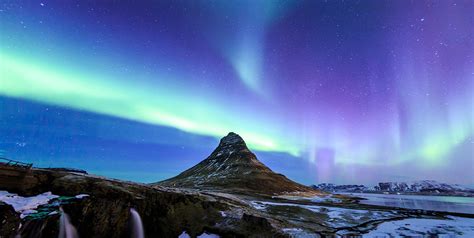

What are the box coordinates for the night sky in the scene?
[0,0,473,185]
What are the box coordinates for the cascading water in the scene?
[130,208,145,238]
[59,207,79,238]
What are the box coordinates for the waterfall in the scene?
[130,208,145,238]
[59,207,79,238]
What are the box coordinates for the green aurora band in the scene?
[0,52,300,156]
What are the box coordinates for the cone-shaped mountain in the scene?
[155,132,319,196]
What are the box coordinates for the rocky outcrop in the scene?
[155,132,320,196]
[0,202,19,237]
[0,167,292,237]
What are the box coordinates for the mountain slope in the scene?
[154,132,319,196]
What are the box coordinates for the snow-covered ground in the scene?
[250,200,397,228]
[0,190,90,219]
[251,199,474,237]
[75,194,89,199]
[275,194,342,203]
[0,190,59,218]
[178,231,220,238]
[282,228,320,238]
[364,216,474,237]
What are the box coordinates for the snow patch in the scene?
[178,231,220,238]
[49,211,59,215]
[277,194,341,203]
[250,200,396,228]
[365,216,474,237]
[197,232,219,238]
[249,201,267,210]
[178,231,190,238]
[75,194,89,199]
[0,190,59,218]
[282,228,319,237]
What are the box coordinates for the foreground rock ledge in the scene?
[0,167,291,237]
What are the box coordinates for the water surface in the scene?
[343,193,474,214]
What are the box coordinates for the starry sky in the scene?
[0,0,473,185]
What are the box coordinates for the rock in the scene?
[0,202,19,237]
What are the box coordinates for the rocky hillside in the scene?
[374,180,473,194]
[155,132,319,196]
[311,183,369,193]
[312,180,474,196]
[0,167,292,237]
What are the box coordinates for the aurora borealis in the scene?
[0,1,473,185]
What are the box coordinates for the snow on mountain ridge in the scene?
[312,180,473,195]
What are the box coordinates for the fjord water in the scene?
[130,208,145,238]
[347,193,474,214]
